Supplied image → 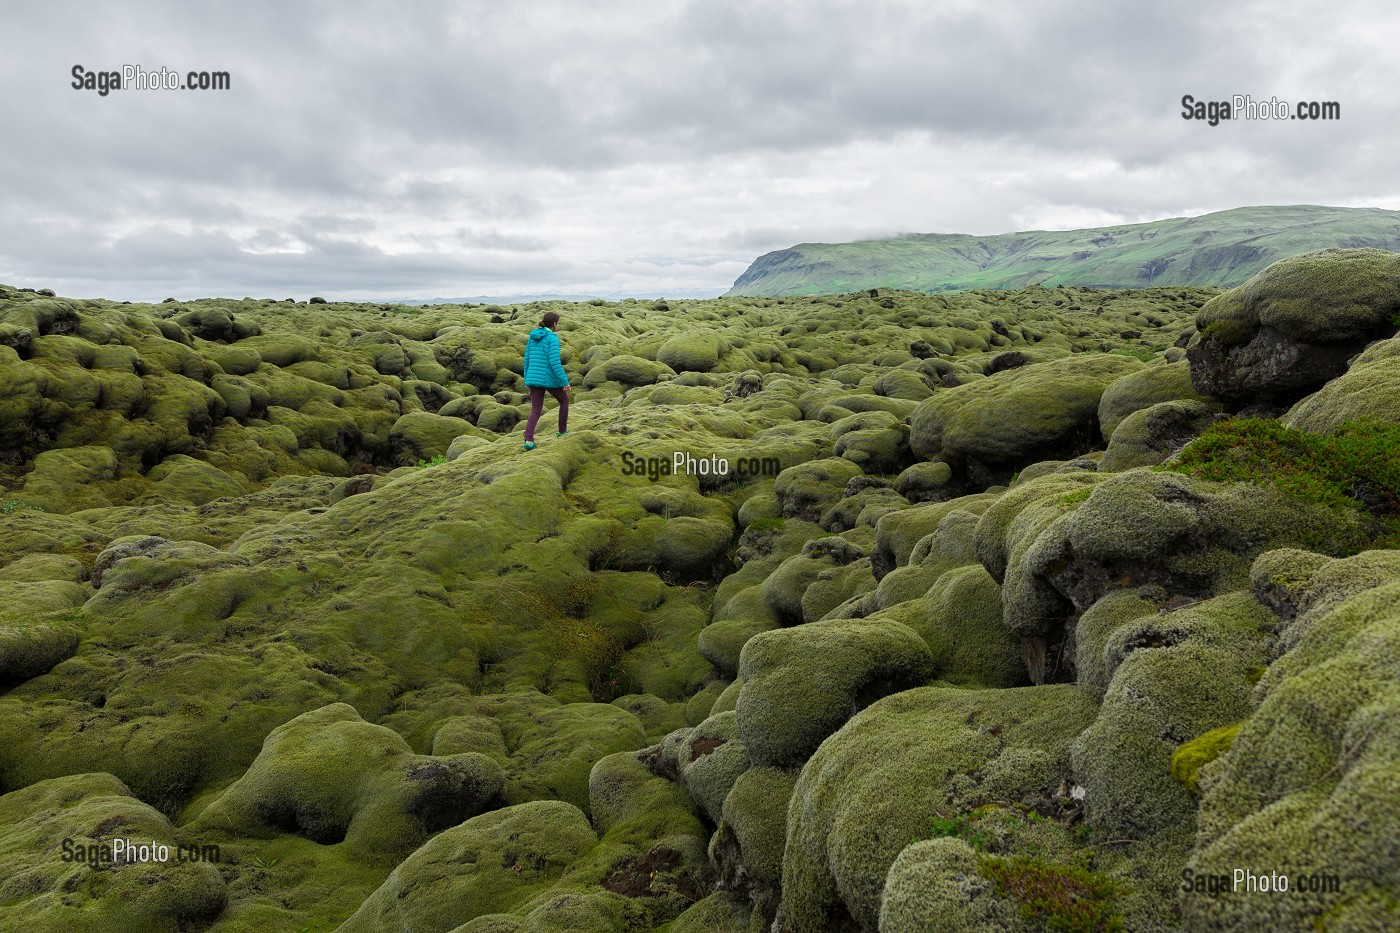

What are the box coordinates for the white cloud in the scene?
[1,0,1397,301]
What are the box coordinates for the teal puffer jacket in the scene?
[523,327,569,388]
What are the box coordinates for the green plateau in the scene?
[727,204,1400,296]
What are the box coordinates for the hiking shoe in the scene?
[556,431,568,438]
[523,441,537,450]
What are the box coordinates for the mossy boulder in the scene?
[0,612,81,686]
[780,684,1099,931]
[1286,335,1400,432]
[667,890,753,932]
[1188,248,1400,405]
[657,332,724,373]
[193,703,503,856]
[587,749,703,845]
[140,455,245,505]
[774,458,863,523]
[603,515,734,583]
[595,353,674,387]
[1185,578,1400,931]
[19,445,119,512]
[0,773,227,931]
[89,535,250,595]
[912,564,1026,687]
[1097,360,1212,438]
[339,800,599,931]
[910,354,1143,484]
[866,504,983,612]
[502,702,649,810]
[389,410,482,465]
[735,617,935,768]
[760,543,875,627]
[1072,590,1158,698]
[872,368,934,400]
[205,343,262,375]
[697,615,776,680]
[177,306,260,342]
[673,711,751,824]
[990,469,1364,664]
[1070,592,1272,842]
[880,837,1028,933]
[873,494,996,579]
[1099,399,1219,472]
[712,766,796,909]
[894,460,954,503]
[1250,547,1400,654]
[446,433,491,461]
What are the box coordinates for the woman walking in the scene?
[522,310,570,450]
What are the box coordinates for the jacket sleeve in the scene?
[549,333,569,385]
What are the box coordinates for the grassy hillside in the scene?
[727,204,1400,296]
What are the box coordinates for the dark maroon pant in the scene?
[524,387,569,441]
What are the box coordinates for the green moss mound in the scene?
[910,354,1143,485]
[339,800,600,931]
[0,773,227,931]
[1185,578,1400,931]
[192,703,503,858]
[780,684,1099,931]
[735,617,935,769]
[1286,335,1400,433]
[1097,360,1210,439]
[1071,592,1272,842]
[1099,399,1218,471]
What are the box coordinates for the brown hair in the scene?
[539,311,560,329]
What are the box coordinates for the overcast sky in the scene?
[3,0,1398,302]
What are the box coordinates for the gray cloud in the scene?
[1,0,1397,301]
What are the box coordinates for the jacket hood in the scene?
[529,327,553,341]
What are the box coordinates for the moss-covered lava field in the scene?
[2,248,1398,931]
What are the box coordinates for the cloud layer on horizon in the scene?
[2,0,1397,301]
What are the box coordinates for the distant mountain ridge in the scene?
[726,205,1400,296]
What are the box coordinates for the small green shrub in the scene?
[1058,488,1092,508]
[1164,418,1400,548]
[1,500,44,515]
[560,617,624,701]
[925,811,989,851]
[554,576,600,618]
[980,853,1124,932]
[414,454,449,469]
